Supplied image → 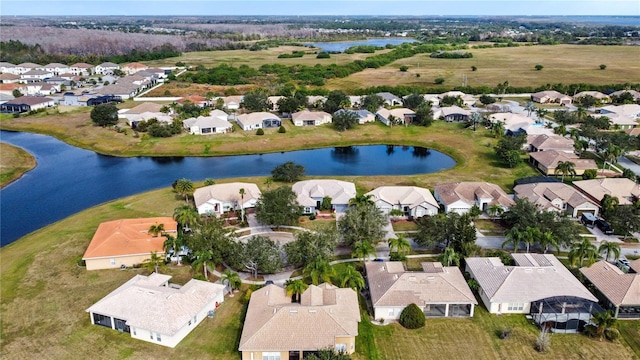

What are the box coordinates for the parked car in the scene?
[595,219,614,235]
[616,259,631,272]
[581,213,597,228]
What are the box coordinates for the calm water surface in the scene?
[305,38,416,52]
[0,130,455,246]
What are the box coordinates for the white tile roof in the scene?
[292,179,356,207]
[194,182,261,209]
[366,186,439,210]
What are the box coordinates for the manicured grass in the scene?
[326,44,640,90]
[0,142,36,188]
[390,220,418,232]
[474,219,507,235]
[618,321,640,357]
[297,217,336,230]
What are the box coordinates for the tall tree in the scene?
[351,240,376,262]
[502,227,525,253]
[338,203,387,246]
[174,178,194,204]
[221,269,242,294]
[414,101,434,126]
[598,241,621,262]
[348,193,374,208]
[402,93,424,110]
[173,204,199,232]
[525,102,535,117]
[238,187,246,221]
[332,110,358,131]
[241,88,271,112]
[163,234,186,265]
[148,222,165,237]
[415,212,477,256]
[192,248,214,280]
[284,225,338,268]
[568,238,598,267]
[592,310,617,341]
[90,103,118,127]
[323,90,348,114]
[143,251,165,274]
[388,234,411,254]
[271,161,305,182]
[361,94,385,113]
[255,186,303,228]
[338,264,365,291]
[555,161,577,182]
[538,231,559,254]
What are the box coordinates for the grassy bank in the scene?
[0,142,36,188]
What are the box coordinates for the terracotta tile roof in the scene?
[466,254,597,303]
[86,274,224,335]
[434,182,514,208]
[0,83,25,91]
[292,179,356,207]
[82,217,177,259]
[239,283,360,351]
[580,261,640,306]
[365,261,477,308]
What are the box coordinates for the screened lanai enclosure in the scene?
[530,296,603,333]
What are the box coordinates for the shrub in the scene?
[582,169,597,179]
[471,65,478,71]
[535,328,551,352]
[434,77,445,85]
[243,289,253,304]
[204,178,216,186]
[599,64,607,70]
[498,327,512,339]
[256,128,265,135]
[309,213,316,220]
[535,64,544,71]
[416,73,420,77]
[399,303,425,329]
[278,125,286,133]
[605,328,620,341]
[399,65,409,72]
[389,252,407,261]
[316,52,331,59]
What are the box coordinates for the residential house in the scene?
[433,105,471,122]
[119,102,164,118]
[69,62,95,76]
[439,91,477,107]
[422,94,441,107]
[365,186,439,218]
[528,150,597,176]
[122,62,149,75]
[610,90,640,102]
[20,69,53,82]
[377,92,403,107]
[193,182,261,216]
[291,110,332,126]
[223,95,243,111]
[236,112,281,131]
[178,95,208,107]
[86,273,225,348]
[366,261,477,320]
[239,283,360,359]
[573,91,611,104]
[433,182,514,214]
[127,112,173,127]
[40,63,69,76]
[348,95,363,108]
[25,82,59,96]
[183,113,233,135]
[0,96,55,113]
[466,254,601,333]
[13,62,40,75]
[580,261,640,319]
[62,90,119,107]
[593,113,638,130]
[528,134,575,153]
[0,93,14,105]
[307,95,327,108]
[572,178,640,206]
[268,96,284,111]
[95,62,120,75]
[514,182,599,217]
[0,83,27,97]
[98,82,140,100]
[81,217,177,270]
[597,104,640,130]
[334,109,376,124]
[0,73,22,84]
[489,112,539,136]
[0,62,17,74]
[376,107,416,126]
[292,179,356,214]
[531,90,572,105]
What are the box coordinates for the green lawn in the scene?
[391,220,418,232]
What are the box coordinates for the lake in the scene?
[0,130,455,246]
[304,38,417,53]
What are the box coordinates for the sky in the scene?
[1,0,639,17]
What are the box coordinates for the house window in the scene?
[110,258,116,265]
[388,308,394,316]
[507,303,524,311]
[132,328,136,336]
[335,343,347,353]
[150,332,154,340]
[193,315,196,323]
[156,333,162,342]
[262,352,281,360]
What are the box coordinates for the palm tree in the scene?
[173,204,199,233]
[338,264,365,291]
[554,161,576,182]
[568,238,598,267]
[221,269,242,295]
[264,177,273,189]
[598,241,621,262]
[592,310,617,341]
[522,226,542,253]
[163,234,186,265]
[469,111,482,131]
[491,121,505,138]
[502,227,525,253]
[303,258,334,285]
[143,251,165,274]
[575,107,588,121]
[238,188,246,221]
[525,102,535,117]
[148,222,165,237]
[538,231,559,254]
[535,108,549,123]
[349,193,374,208]
[553,124,567,136]
[192,249,214,280]
[487,204,504,221]
[174,178,194,204]
[437,247,460,266]
[603,144,622,170]
[388,234,411,255]
[285,279,308,303]
[351,240,376,262]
